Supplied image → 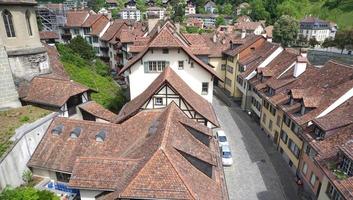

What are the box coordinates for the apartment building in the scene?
[234,41,283,111]
[300,93,353,198]
[222,35,266,99]
[234,21,265,36]
[185,0,196,15]
[146,6,165,20]
[118,22,222,103]
[299,16,337,42]
[61,11,111,58]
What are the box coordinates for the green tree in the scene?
[273,15,299,47]
[249,0,270,21]
[90,0,106,12]
[67,36,96,61]
[322,37,335,48]
[136,0,147,13]
[333,30,353,54]
[216,15,226,27]
[156,0,163,7]
[309,37,319,47]
[170,0,186,23]
[0,187,59,200]
[223,3,233,15]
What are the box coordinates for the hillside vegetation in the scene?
[57,44,126,113]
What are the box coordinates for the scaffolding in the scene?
[36,3,67,32]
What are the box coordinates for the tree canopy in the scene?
[67,36,96,61]
[0,187,59,200]
[273,15,299,47]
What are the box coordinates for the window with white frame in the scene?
[202,82,209,95]
[310,172,316,186]
[145,61,167,73]
[341,154,353,176]
[326,182,344,200]
[155,97,163,105]
[302,162,308,175]
[178,61,184,70]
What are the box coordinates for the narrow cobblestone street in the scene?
[213,96,302,200]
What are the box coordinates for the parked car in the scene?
[216,130,229,147]
[221,145,233,166]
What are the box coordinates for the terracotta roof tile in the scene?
[29,103,226,199]
[223,35,264,57]
[66,10,90,27]
[234,21,263,31]
[39,31,59,40]
[79,101,118,122]
[23,77,91,107]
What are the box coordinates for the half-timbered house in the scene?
[116,67,219,128]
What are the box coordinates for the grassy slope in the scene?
[0,106,51,157]
[57,44,126,112]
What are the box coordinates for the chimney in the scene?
[300,48,308,58]
[241,29,246,39]
[213,33,217,43]
[148,17,159,33]
[293,56,308,77]
[175,22,180,33]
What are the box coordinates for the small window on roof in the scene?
[96,130,106,142]
[162,48,169,54]
[70,127,81,139]
[52,124,64,135]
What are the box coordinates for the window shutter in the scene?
[144,62,148,73]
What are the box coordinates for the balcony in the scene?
[36,179,80,200]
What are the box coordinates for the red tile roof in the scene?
[116,67,219,127]
[223,35,264,57]
[65,10,90,27]
[119,23,221,79]
[234,21,263,31]
[23,76,91,107]
[39,31,59,40]
[28,103,226,199]
[79,101,117,122]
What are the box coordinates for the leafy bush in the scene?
[67,36,96,61]
[56,44,126,112]
[0,187,59,200]
[22,170,33,185]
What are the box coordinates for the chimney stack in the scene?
[213,33,217,43]
[293,56,308,77]
[175,23,180,33]
[300,48,308,58]
[241,29,246,39]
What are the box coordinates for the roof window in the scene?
[96,130,106,142]
[70,127,81,139]
[51,124,64,135]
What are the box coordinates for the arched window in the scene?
[2,10,15,37]
[26,10,32,36]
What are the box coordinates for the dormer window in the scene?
[51,124,64,135]
[300,104,306,115]
[314,126,325,139]
[290,98,295,105]
[162,48,169,54]
[268,87,275,96]
[96,130,106,142]
[70,127,81,139]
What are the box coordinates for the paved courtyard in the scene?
[213,96,302,200]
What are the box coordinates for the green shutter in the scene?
[144,62,148,73]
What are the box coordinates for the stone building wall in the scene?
[0,42,21,110]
